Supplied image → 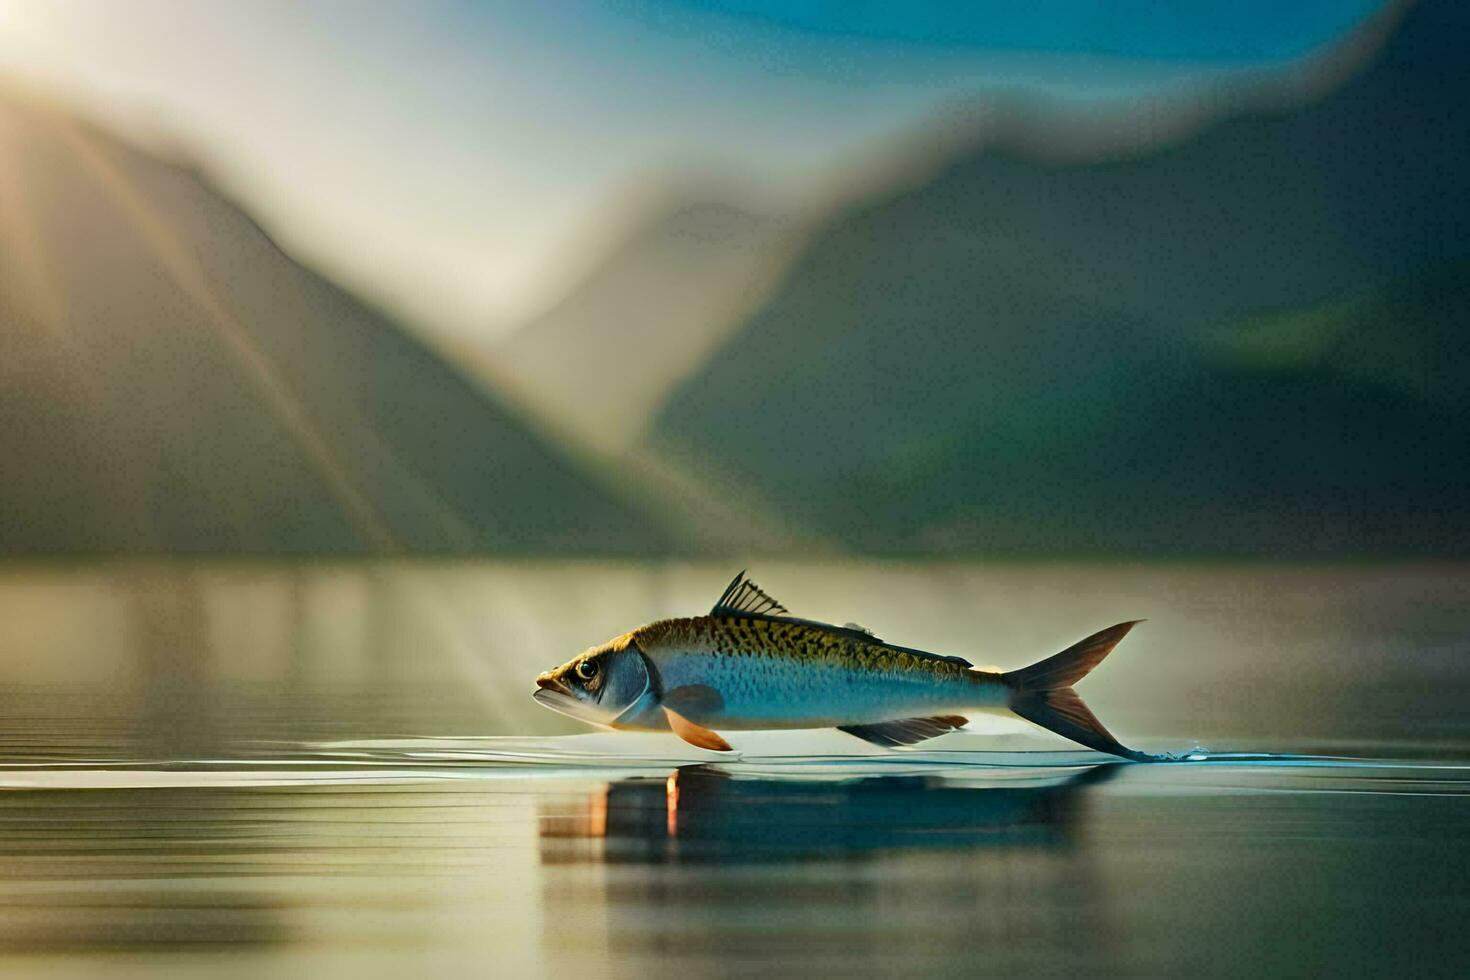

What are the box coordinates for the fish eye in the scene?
[576,661,598,681]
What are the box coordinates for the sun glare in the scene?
[0,1,31,41]
[0,1,60,71]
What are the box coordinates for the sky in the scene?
[0,0,1389,339]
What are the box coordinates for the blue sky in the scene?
[664,1,1383,58]
[0,1,1390,337]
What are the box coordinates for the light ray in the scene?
[0,114,70,342]
[49,115,399,551]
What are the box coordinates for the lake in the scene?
[0,561,1466,976]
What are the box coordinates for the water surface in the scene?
[0,561,1466,976]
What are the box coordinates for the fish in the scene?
[532,571,1151,760]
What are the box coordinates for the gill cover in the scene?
[602,645,657,726]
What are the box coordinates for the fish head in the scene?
[533,633,652,726]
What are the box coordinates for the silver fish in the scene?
[534,571,1148,759]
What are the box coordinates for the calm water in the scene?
[0,561,1466,976]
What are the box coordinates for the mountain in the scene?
[1219,260,1470,415]
[494,194,802,452]
[646,0,1470,556]
[0,92,676,555]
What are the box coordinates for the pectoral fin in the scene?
[663,707,733,752]
[838,715,968,748]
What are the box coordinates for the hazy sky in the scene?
[0,0,1387,338]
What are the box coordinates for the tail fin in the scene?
[1003,621,1149,761]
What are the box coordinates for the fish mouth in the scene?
[532,687,580,714]
[532,686,611,725]
[533,673,580,715]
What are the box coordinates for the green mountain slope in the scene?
[660,260,1470,555]
[647,2,1470,556]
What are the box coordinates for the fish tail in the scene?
[1001,621,1152,762]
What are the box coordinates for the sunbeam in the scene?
[0,107,70,342]
[46,115,399,552]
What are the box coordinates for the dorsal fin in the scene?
[711,570,788,617]
[707,571,969,668]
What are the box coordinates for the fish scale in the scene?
[636,615,987,728]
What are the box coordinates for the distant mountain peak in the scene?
[642,0,1470,557]
[493,186,807,453]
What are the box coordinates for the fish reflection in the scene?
[541,763,1117,864]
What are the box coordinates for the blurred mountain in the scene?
[647,0,1470,556]
[1220,260,1470,414]
[0,93,676,555]
[494,195,802,452]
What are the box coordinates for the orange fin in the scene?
[663,706,732,752]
